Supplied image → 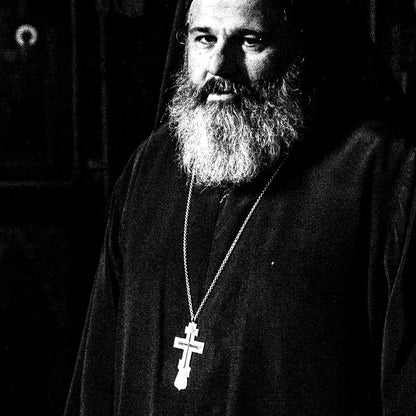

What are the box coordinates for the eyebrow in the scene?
[188,26,212,35]
[188,26,269,39]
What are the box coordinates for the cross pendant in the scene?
[173,322,204,391]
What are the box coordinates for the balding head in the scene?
[188,0,286,28]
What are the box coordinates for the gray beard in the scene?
[168,63,304,187]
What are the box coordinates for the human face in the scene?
[187,0,293,103]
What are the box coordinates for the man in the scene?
[65,0,416,414]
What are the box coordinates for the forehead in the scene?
[188,0,281,32]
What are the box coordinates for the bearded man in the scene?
[64,0,416,415]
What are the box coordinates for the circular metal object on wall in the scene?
[15,24,38,47]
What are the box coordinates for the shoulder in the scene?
[108,124,179,215]
[114,124,176,190]
[347,118,416,185]
[308,115,416,172]
[348,118,415,152]
[129,124,175,174]
[350,118,416,237]
[339,118,415,194]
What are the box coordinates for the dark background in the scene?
[0,0,414,414]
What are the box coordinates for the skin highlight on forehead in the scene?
[188,0,283,33]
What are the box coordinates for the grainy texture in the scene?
[65,121,416,415]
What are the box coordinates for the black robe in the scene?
[64,121,416,415]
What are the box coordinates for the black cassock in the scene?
[64,121,416,415]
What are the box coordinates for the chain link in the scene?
[183,153,289,323]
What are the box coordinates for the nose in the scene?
[207,41,237,79]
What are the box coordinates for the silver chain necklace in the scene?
[173,153,288,391]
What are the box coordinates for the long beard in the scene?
[168,63,304,187]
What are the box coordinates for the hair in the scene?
[168,61,305,187]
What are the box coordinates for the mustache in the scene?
[196,78,258,103]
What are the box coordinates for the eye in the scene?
[242,35,264,50]
[192,34,217,48]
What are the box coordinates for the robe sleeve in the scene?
[382,143,416,415]
[63,144,146,416]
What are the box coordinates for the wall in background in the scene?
[0,1,175,414]
[348,0,416,99]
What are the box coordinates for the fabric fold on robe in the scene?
[64,120,416,416]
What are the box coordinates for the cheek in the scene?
[187,50,207,84]
[246,52,283,83]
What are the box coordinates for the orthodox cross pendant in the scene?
[173,322,204,391]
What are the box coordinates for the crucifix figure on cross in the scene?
[173,322,205,391]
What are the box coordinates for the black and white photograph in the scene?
[1,1,415,415]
